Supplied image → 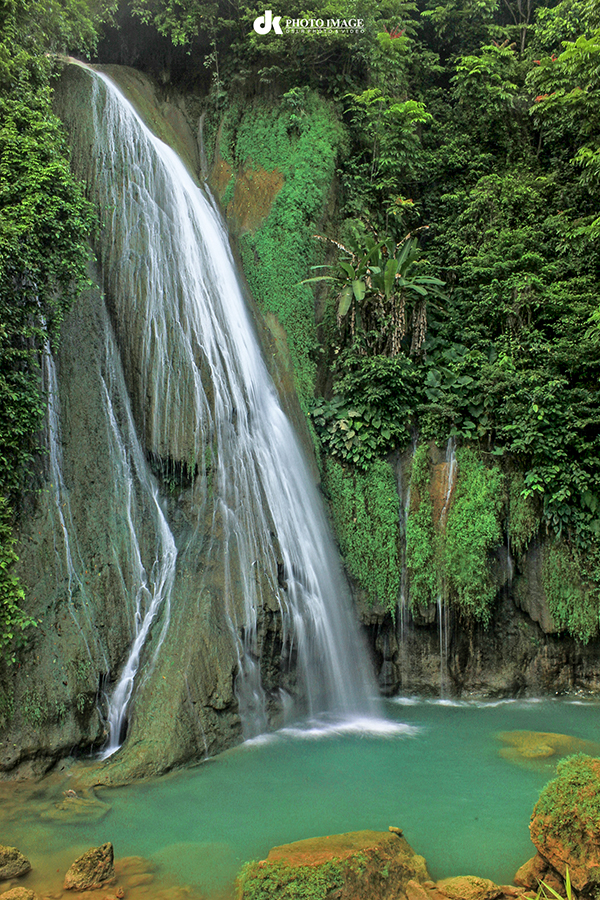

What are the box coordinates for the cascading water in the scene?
[61,64,379,749]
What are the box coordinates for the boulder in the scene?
[530,754,600,894]
[514,854,548,890]
[0,889,37,900]
[64,842,115,891]
[236,829,430,900]
[0,848,31,881]
[437,876,504,900]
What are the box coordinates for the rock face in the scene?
[236,829,430,900]
[64,842,115,891]
[0,847,31,881]
[529,754,600,894]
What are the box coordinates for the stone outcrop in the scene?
[529,754,600,895]
[0,847,31,881]
[237,829,430,900]
[64,842,115,891]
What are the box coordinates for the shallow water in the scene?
[3,697,600,897]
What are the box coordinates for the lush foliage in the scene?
[443,448,504,624]
[405,443,437,610]
[541,540,600,643]
[0,0,101,660]
[324,456,401,614]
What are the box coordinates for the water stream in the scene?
[60,64,378,749]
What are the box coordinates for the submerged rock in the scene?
[64,842,115,891]
[496,731,600,771]
[41,793,111,823]
[236,829,430,900]
[0,847,31,881]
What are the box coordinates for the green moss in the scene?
[541,540,600,643]
[237,859,344,900]
[324,456,401,616]
[212,92,341,411]
[531,754,600,858]
[406,444,438,611]
[509,472,539,557]
[443,448,504,625]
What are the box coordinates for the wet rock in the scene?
[530,754,600,894]
[0,848,31,881]
[63,843,115,891]
[514,854,549,890]
[237,829,430,900]
[406,879,430,900]
[0,889,38,900]
[437,876,504,900]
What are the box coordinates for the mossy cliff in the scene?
[200,86,600,702]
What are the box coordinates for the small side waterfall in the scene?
[57,64,378,751]
[437,437,457,696]
[99,325,178,757]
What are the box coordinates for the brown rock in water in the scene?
[514,854,548,889]
[530,755,600,894]
[437,875,504,900]
[0,889,38,900]
[63,843,115,891]
[237,829,430,900]
[0,847,31,881]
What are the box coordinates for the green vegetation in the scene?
[0,0,105,661]
[531,754,600,857]
[208,91,341,410]
[236,859,344,900]
[405,444,437,611]
[324,456,400,615]
[508,473,539,558]
[444,449,504,625]
[541,541,600,643]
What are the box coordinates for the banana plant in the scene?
[304,231,445,355]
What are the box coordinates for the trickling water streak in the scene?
[437,437,457,696]
[43,349,107,668]
[68,65,378,744]
[99,326,177,758]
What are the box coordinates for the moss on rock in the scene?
[236,830,430,900]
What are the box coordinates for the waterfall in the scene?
[437,437,456,696]
[61,65,378,748]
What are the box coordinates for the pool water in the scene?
[3,697,600,898]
